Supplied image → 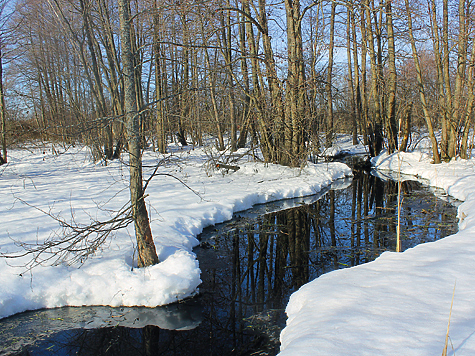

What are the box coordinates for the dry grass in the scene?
[442,282,456,356]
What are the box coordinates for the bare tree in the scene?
[118,0,159,267]
[405,0,441,163]
[0,0,12,165]
[0,39,6,165]
[325,1,336,148]
[385,0,397,153]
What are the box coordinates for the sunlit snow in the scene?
[0,141,350,319]
[3,135,474,356]
[279,146,475,356]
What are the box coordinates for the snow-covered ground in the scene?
[3,135,474,356]
[279,149,475,356]
[0,141,351,320]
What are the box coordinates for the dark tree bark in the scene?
[118,0,159,267]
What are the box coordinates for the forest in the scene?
[0,0,474,268]
[0,0,473,168]
[2,2,475,351]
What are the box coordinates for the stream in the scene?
[0,168,459,355]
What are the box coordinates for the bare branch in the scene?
[1,197,134,272]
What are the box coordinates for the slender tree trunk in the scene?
[178,13,190,148]
[428,0,448,159]
[399,103,412,152]
[284,0,307,166]
[350,8,362,146]
[80,0,113,159]
[346,6,357,145]
[325,1,336,149]
[243,0,275,162]
[153,1,166,154]
[203,43,225,151]
[405,0,441,163]
[453,0,468,158]
[460,0,475,158]
[359,3,369,146]
[0,45,5,165]
[385,0,398,153]
[118,0,159,267]
[443,0,456,159]
[237,8,250,149]
[364,0,383,156]
[220,4,237,152]
[98,0,124,158]
[308,3,322,155]
[258,0,283,163]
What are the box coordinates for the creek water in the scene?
[1,169,459,355]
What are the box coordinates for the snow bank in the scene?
[0,143,351,319]
[279,151,475,356]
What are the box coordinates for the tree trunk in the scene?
[153,1,166,154]
[325,1,336,149]
[236,9,250,149]
[203,43,225,151]
[346,6,357,146]
[0,48,5,165]
[118,0,159,267]
[442,0,456,159]
[358,3,369,146]
[385,0,398,153]
[97,0,124,158]
[453,0,468,158]
[258,0,284,163]
[79,0,113,160]
[428,0,448,160]
[399,103,412,152]
[460,1,475,158]
[351,8,362,146]
[405,0,441,163]
[242,0,275,162]
[364,0,383,156]
[220,4,237,152]
[284,0,307,166]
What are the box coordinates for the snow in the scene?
[0,142,351,320]
[279,149,475,356]
[4,136,475,356]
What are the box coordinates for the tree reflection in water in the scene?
[9,174,458,356]
[193,173,458,354]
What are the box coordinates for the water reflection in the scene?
[194,173,459,353]
[3,173,459,355]
[2,302,202,355]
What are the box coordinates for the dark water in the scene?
[1,172,459,355]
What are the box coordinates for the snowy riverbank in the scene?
[279,150,475,356]
[0,142,351,319]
